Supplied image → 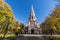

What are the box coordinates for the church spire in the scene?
[29,5,36,21]
[31,4,35,17]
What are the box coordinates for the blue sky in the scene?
[5,0,56,24]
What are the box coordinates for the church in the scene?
[24,5,41,34]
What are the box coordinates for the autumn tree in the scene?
[0,0,24,36]
[41,0,60,34]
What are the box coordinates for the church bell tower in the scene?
[26,5,41,34]
[28,5,37,27]
[24,5,41,34]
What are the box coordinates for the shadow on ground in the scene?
[0,36,56,40]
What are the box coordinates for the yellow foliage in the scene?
[53,8,60,14]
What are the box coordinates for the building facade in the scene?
[24,5,41,34]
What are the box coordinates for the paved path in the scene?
[22,34,60,37]
[13,36,43,40]
[0,34,60,40]
[12,34,60,40]
[0,34,60,37]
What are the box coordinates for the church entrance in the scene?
[31,29,34,34]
